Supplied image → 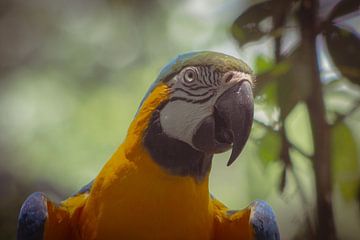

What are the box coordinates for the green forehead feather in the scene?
[138,51,252,113]
[157,51,252,82]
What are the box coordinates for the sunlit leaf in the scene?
[258,130,281,166]
[256,80,279,106]
[327,0,360,21]
[331,122,360,201]
[254,55,274,94]
[285,103,313,156]
[325,25,360,86]
[255,60,290,96]
[255,55,274,74]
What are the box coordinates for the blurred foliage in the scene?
[325,24,360,85]
[0,0,359,240]
[331,122,359,201]
[232,0,360,239]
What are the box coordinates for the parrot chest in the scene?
[79,157,214,240]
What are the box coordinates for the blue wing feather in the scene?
[17,181,92,240]
[70,180,93,197]
[17,192,48,240]
[250,200,280,240]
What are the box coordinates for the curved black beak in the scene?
[214,81,254,166]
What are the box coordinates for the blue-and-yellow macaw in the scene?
[17,51,279,240]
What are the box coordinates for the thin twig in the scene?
[289,140,313,160]
[254,118,313,160]
[333,98,360,125]
[254,118,277,132]
[281,124,316,237]
[254,117,315,235]
[290,166,316,237]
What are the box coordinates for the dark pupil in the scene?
[187,71,193,79]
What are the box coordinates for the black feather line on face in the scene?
[215,72,221,86]
[172,87,213,97]
[182,81,199,88]
[188,85,212,91]
[200,67,208,85]
[169,91,215,104]
[208,68,214,86]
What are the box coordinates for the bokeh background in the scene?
[0,0,359,239]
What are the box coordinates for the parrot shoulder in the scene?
[17,190,87,240]
[248,200,280,240]
[70,180,93,197]
[17,192,48,240]
[212,198,279,240]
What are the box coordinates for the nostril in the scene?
[224,73,234,83]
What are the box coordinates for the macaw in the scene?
[17,51,279,240]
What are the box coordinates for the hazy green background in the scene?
[0,0,359,239]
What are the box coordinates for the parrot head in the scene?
[136,51,254,180]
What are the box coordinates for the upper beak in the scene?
[214,80,254,166]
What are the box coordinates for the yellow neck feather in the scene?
[78,83,213,239]
[122,83,169,162]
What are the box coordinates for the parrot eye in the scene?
[183,68,197,83]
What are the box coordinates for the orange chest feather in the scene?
[76,84,214,239]
[79,145,214,240]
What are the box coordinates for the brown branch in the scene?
[299,0,337,239]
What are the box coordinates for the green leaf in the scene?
[258,130,281,166]
[277,49,312,119]
[254,59,290,96]
[325,25,360,86]
[231,1,273,46]
[254,55,274,94]
[285,103,313,156]
[254,49,312,117]
[327,0,360,21]
[255,55,274,74]
[331,122,360,201]
[256,80,279,106]
[231,0,293,46]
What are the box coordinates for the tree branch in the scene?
[299,0,337,238]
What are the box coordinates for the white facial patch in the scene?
[159,70,253,149]
[160,100,214,146]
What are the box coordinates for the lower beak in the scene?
[214,81,254,166]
